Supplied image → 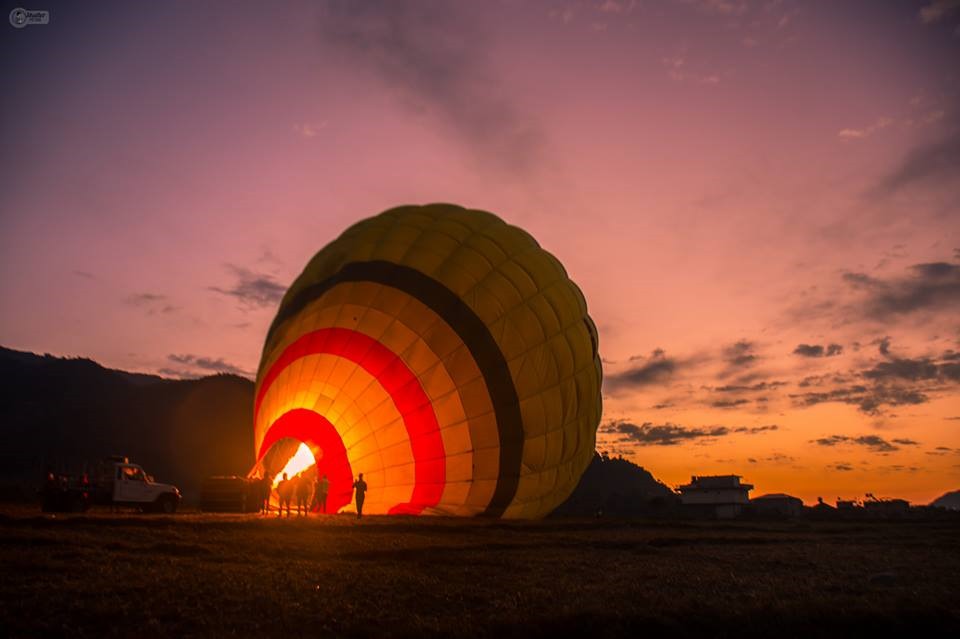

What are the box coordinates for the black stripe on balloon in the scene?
[264,260,523,518]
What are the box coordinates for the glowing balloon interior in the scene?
[252,204,602,518]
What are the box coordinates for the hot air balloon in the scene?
[253,204,602,518]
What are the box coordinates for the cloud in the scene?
[209,265,286,310]
[125,293,166,307]
[837,116,894,141]
[747,451,793,465]
[789,337,960,415]
[879,464,920,473]
[293,122,327,138]
[862,357,940,381]
[927,446,956,456]
[604,349,678,392]
[828,462,855,472]
[601,421,729,446]
[710,398,750,408]
[712,380,788,392]
[793,343,843,358]
[840,261,960,320]
[600,420,777,446]
[791,384,929,415]
[919,0,960,23]
[682,0,748,16]
[598,0,638,14]
[875,336,892,356]
[157,368,202,380]
[872,131,960,195]
[798,373,849,388]
[723,340,757,368]
[165,354,252,378]
[811,434,909,453]
[661,52,721,85]
[733,424,779,434]
[317,0,544,172]
[72,270,95,279]
[891,438,920,446]
[761,452,794,464]
[124,293,179,315]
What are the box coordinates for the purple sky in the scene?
[2,0,959,503]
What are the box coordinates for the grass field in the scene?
[1,508,958,638]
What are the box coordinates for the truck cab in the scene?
[110,461,181,513]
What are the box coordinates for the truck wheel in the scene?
[157,495,178,514]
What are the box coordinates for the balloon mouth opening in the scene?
[252,436,319,484]
[270,441,318,487]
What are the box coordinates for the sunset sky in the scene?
[2,0,959,505]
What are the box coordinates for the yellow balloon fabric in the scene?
[253,204,602,518]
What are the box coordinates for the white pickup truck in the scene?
[107,460,181,513]
[43,456,182,513]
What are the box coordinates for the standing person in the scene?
[277,473,292,518]
[352,473,368,519]
[295,473,312,516]
[260,474,273,514]
[313,474,330,514]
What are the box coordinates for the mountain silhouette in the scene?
[930,490,960,510]
[0,346,254,501]
[551,452,677,517]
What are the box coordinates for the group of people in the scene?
[260,472,368,519]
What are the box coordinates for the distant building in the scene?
[863,496,910,518]
[751,493,803,518]
[677,475,753,519]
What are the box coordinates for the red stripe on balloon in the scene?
[255,327,445,515]
[257,408,353,514]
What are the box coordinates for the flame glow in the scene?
[273,443,316,487]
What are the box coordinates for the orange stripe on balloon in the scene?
[256,327,445,515]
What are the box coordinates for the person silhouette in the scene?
[352,473,368,519]
[295,473,312,516]
[277,472,292,518]
[260,474,273,514]
[313,474,329,513]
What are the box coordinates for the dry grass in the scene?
[1,507,958,638]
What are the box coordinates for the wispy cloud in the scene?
[721,340,757,370]
[164,353,252,378]
[827,462,855,472]
[811,434,918,453]
[791,384,929,415]
[840,261,960,320]
[318,0,545,173]
[712,380,788,393]
[604,349,679,392]
[124,293,179,315]
[293,122,327,138]
[209,265,286,310]
[837,116,893,140]
[872,131,960,195]
[793,343,843,358]
[600,420,777,446]
[710,398,750,409]
[661,52,721,85]
[919,0,960,23]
